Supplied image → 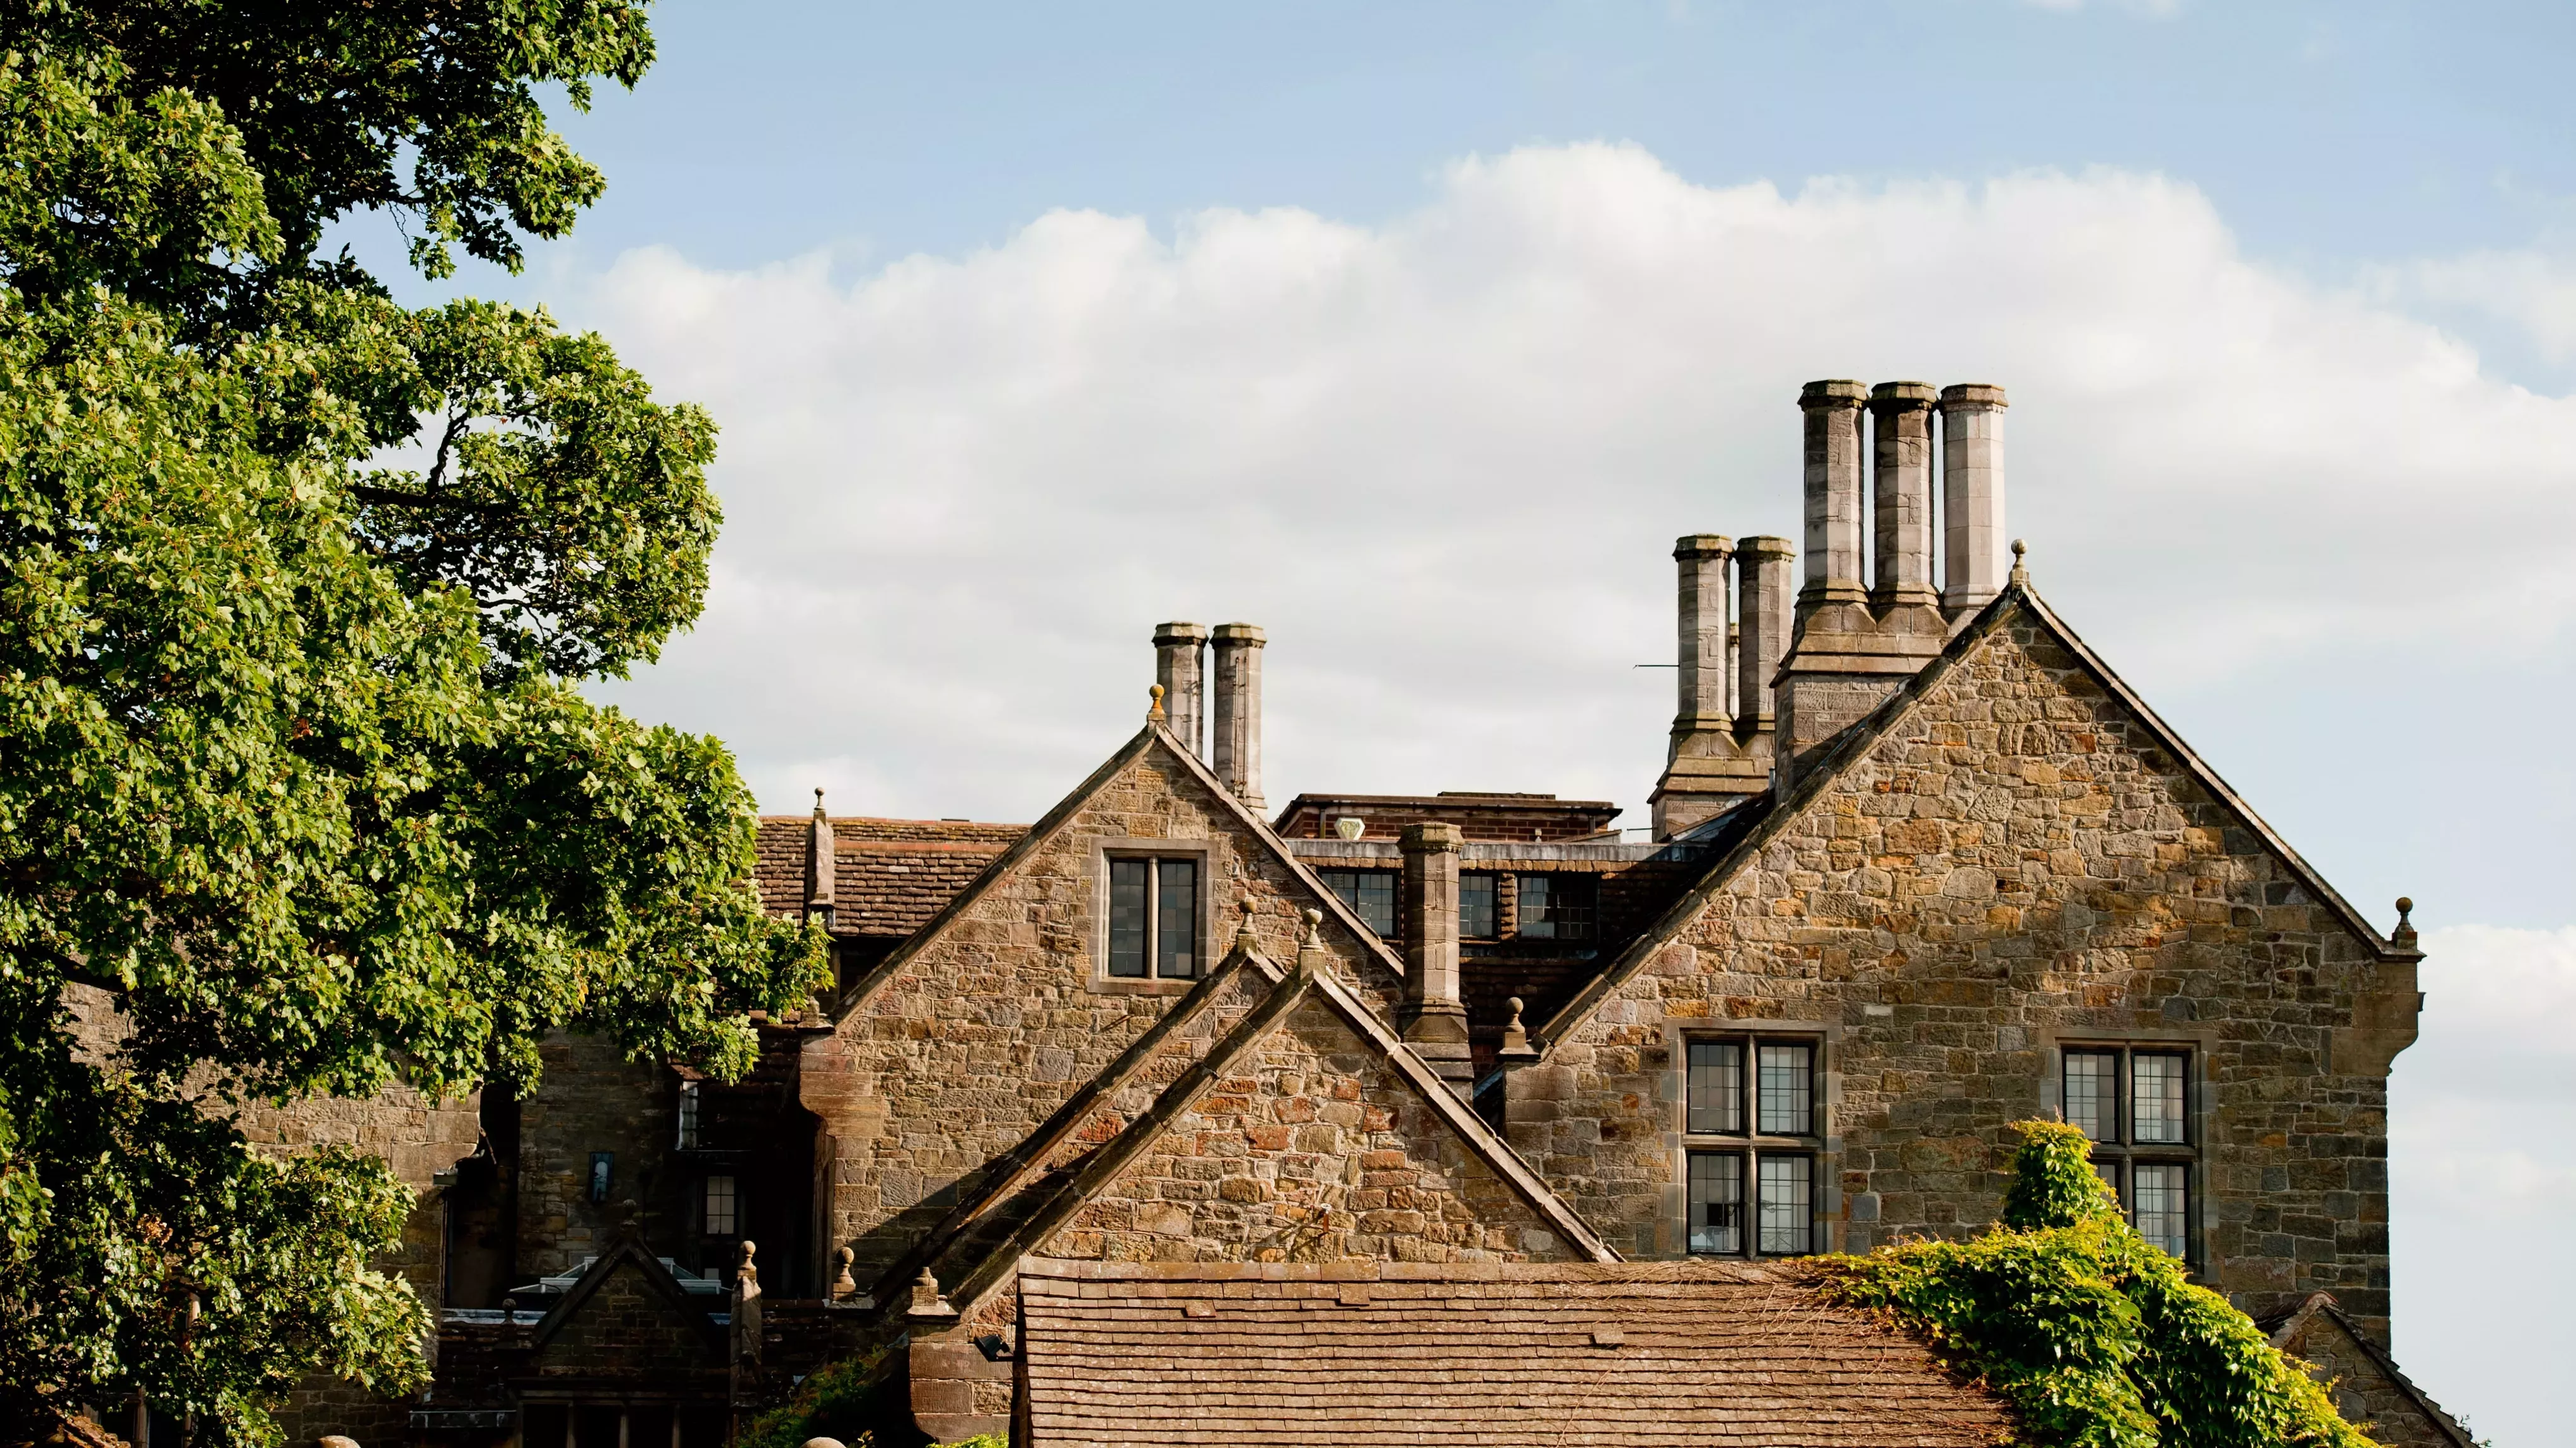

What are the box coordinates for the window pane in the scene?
[1516,874,1554,939]
[1108,859,1149,977]
[1688,1152,1744,1255]
[1757,1155,1812,1255]
[2134,1163,2188,1258]
[1156,859,1198,979]
[2064,1050,2119,1141]
[676,1081,700,1151]
[1460,874,1498,939]
[1687,1041,1744,1134]
[704,1175,737,1237]
[2132,1054,2187,1144]
[1354,872,1396,938]
[1521,873,1596,943]
[1757,1043,1813,1135]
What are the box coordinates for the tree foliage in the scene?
[0,2,826,1439]
[1826,1122,2379,1448]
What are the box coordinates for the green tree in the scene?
[1828,1122,2378,1448]
[0,3,827,1439]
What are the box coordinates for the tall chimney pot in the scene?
[1151,622,1209,757]
[1868,382,1940,611]
[1671,535,1735,742]
[1398,822,1471,1088]
[1940,384,2009,618]
[1797,380,1868,618]
[1209,623,1267,810]
[1736,537,1795,732]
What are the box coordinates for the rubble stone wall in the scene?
[1510,607,2416,1337]
[799,740,1404,1294]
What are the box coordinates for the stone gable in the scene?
[798,731,1405,1294]
[530,1253,722,1381]
[1042,992,1577,1267]
[1511,600,2414,1333]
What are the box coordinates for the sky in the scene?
[349,3,2576,1439]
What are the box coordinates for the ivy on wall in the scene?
[1825,1120,2378,1448]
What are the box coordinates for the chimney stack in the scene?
[1736,537,1795,732]
[805,788,834,928]
[1209,623,1266,810]
[1152,622,1209,756]
[1939,384,2008,618]
[1398,822,1471,1088]
[1868,382,1939,612]
[1672,536,1735,742]
[1798,380,1868,622]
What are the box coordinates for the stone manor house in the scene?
[235,381,2471,1446]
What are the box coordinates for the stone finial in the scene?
[1235,897,1260,951]
[1502,997,1532,1052]
[831,1245,856,1301]
[909,1266,958,1319]
[2393,896,2418,951]
[735,1238,759,1288]
[1147,682,1167,723]
[812,786,826,817]
[1333,815,1366,841]
[2009,538,2030,586]
[1294,907,1328,979]
[319,1436,361,1448]
[802,1439,848,1448]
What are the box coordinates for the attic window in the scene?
[1108,857,1200,980]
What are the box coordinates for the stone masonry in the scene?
[1508,599,2418,1335]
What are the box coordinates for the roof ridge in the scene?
[1536,580,2412,1052]
[528,1233,722,1350]
[933,962,1320,1317]
[1298,962,1618,1263]
[859,938,1285,1307]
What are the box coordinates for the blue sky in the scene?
[364,5,2576,1440]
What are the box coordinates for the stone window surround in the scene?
[1086,837,1219,996]
[1659,1014,1843,1259]
[2035,1025,2216,1272]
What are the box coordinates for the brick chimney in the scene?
[1940,384,2008,619]
[1209,623,1266,810]
[1153,621,1209,757]
[1398,822,1471,1088]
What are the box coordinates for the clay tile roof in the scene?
[752,816,1027,934]
[1016,1258,2011,1447]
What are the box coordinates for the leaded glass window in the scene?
[2133,1164,2189,1257]
[2064,1043,2196,1265]
[1757,1156,1812,1255]
[1688,1152,1744,1255]
[1106,854,1200,980]
[1318,868,1397,938]
[1684,1031,1822,1259]
[1687,1041,1744,1134]
[1514,873,1596,943]
[2064,1050,2119,1141]
[1460,873,1498,939]
[2132,1054,2186,1144]
[703,1174,737,1238]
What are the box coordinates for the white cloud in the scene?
[2391,926,2576,1445]
[2397,248,2576,363]
[573,145,2576,834]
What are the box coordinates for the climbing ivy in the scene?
[1824,1120,2378,1448]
